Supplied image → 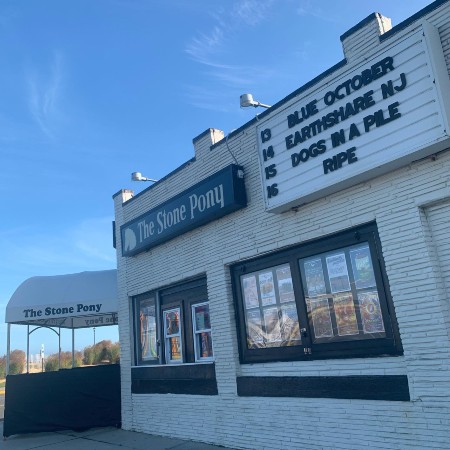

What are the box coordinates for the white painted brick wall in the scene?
[113,2,450,449]
[113,189,135,430]
[341,13,392,63]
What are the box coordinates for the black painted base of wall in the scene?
[237,375,410,401]
[132,363,218,395]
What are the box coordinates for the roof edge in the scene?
[122,157,196,206]
[340,12,380,42]
[380,0,449,42]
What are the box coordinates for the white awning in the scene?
[5,270,118,329]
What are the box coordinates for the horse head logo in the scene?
[123,228,137,252]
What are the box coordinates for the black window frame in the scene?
[231,223,403,364]
[133,276,212,366]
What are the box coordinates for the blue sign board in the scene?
[121,164,247,256]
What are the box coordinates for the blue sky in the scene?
[0,0,433,356]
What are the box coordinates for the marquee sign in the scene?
[10,302,118,329]
[14,313,118,329]
[121,164,247,256]
[257,22,450,212]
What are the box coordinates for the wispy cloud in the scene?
[231,0,274,27]
[296,0,338,23]
[26,50,64,139]
[186,0,274,66]
[183,60,277,112]
[72,218,117,264]
[207,63,276,87]
[294,40,313,62]
[0,216,116,284]
[184,0,277,110]
[185,26,225,66]
[183,85,236,113]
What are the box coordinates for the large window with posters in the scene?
[231,223,402,363]
[133,277,213,366]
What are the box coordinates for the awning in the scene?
[5,270,118,329]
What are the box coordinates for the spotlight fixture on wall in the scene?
[131,172,159,182]
[240,93,271,109]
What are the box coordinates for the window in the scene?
[163,307,183,364]
[241,264,301,349]
[299,243,385,343]
[138,296,158,363]
[192,303,214,361]
[231,223,402,363]
[133,277,214,366]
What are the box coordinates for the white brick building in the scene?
[113,1,450,448]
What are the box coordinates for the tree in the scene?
[83,344,99,365]
[45,351,83,372]
[0,350,27,377]
[0,355,6,378]
[9,349,26,375]
[45,354,59,372]
[83,340,120,365]
[0,341,120,376]
[110,342,120,363]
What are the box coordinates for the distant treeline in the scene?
[0,350,26,377]
[0,340,120,376]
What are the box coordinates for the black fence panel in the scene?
[3,364,121,437]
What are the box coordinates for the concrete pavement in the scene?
[1,422,237,450]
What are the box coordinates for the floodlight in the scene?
[131,172,159,182]
[240,93,271,109]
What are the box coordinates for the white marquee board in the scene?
[257,22,450,213]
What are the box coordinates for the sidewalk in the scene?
[1,422,237,450]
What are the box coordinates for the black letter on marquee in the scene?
[261,129,271,143]
[347,147,358,164]
[267,184,279,198]
[323,158,335,174]
[381,73,407,99]
[348,123,361,141]
[331,129,346,148]
[381,80,395,99]
[263,146,275,161]
[265,164,277,179]
[394,73,407,92]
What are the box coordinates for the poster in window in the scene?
[194,304,211,330]
[333,294,359,336]
[259,271,277,306]
[350,246,376,289]
[276,266,295,303]
[140,301,157,359]
[358,291,385,334]
[280,304,301,344]
[263,307,282,343]
[165,309,180,335]
[246,309,264,347]
[169,337,182,360]
[310,298,334,339]
[326,253,351,293]
[304,259,326,297]
[198,332,214,358]
[242,275,259,309]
